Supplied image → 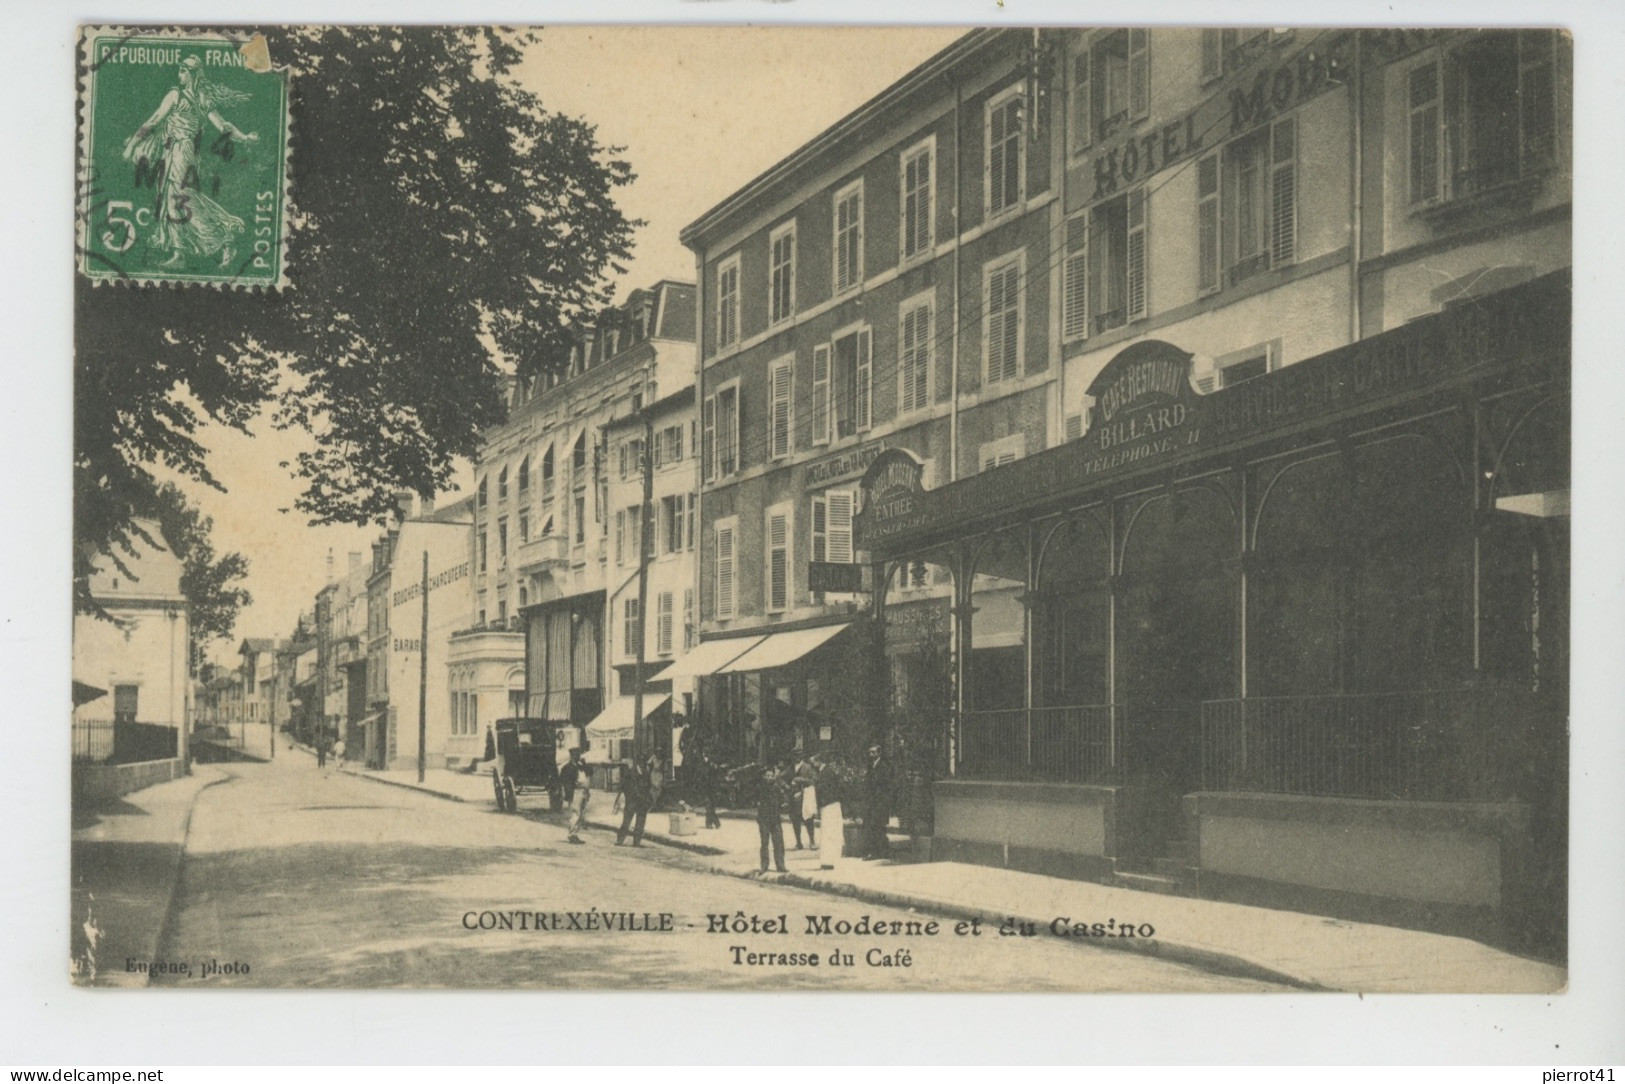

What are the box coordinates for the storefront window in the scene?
[967,532,1028,713]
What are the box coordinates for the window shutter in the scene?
[657,592,673,656]
[1062,214,1090,341]
[770,360,792,459]
[1126,188,1148,321]
[1197,154,1220,294]
[900,303,930,413]
[615,509,625,565]
[766,510,789,612]
[685,493,696,551]
[1517,30,1556,171]
[716,525,735,619]
[987,262,1020,383]
[826,490,855,565]
[811,497,827,564]
[1200,30,1222,83]
[1441,57,1465,200]
[683,588,695,650]
[1407,62,1441,205]
[855,329,872,431]
[1128,30,1149,120]
[1065,413,1085,441]
[1070,49,1092,151]
[1270,117,1296,267]
[812,343,831,445]
[701,395,716,481]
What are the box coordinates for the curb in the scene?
[147,765,232,988]
[339,767,469,803]
[713,866,1328,992]
[336,765,1317,989]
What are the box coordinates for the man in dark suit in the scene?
[615,757,653,846]
[862,743,892,860]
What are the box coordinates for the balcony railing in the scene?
[515,534,568,574]
[1200,688,1556,802]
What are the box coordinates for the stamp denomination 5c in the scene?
[78,28,290,288]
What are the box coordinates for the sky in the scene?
[178,25,966,667]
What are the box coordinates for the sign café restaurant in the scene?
[857,271,1568,945]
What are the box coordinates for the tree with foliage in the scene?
[76,27,639,613]
[146,483,253,672]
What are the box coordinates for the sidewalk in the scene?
[341,762,1566,993]
[70,765,228,986]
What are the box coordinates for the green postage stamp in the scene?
[78,28,290,288]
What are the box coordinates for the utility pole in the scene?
[633,409,654,763]
[417,550,429,784]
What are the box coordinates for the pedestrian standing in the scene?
[862,743,892,860]
[703,752,723,829]
[788,755,817,850]
[748,763,788,874]
[813,754,843,870]
[560,747,591,844]
[615,757,653,847]
[316,733,328,769]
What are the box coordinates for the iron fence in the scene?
[1200,689,1554,802]
[72,719,178,764]
[957,704,1121,784]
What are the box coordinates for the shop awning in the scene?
[658,635,768,680]
[584,695,671,740]
[714,623,851,674]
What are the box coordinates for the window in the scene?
[113,683,139,724]
[1203,115,1295,289]
[498,467,509,502]
[540,446,554,494]
[811,490,855,565]
[615,509,625,565]
[898,295,932,413]
[983,255,1023,385]
[624,598,641,659]
[769,222,796,324]
[498,518,508,562]
[769,357,793,459]
[620,437,645,481]
[498,600,508,625]
[717,254,741,350]
[766,503,791,613]
[1069,46,1092,155]
[519,510,529,543]
[1409,34,1557,208]
[606,329,619,359]
[657,592,674,656]
[571,433,586,475]
[477,476,488,509]
[657,424,683,466]
[519,585,528,609]
[685,491,696,551]
[900,137,934,260]
[980,433,1027,472]
[703,382,740,480]
[683,588,695,650]
[628,504,643,565]
[1089,30,1148,145]
[822,327,872,439]
[833,181,864,294]
[662,494,685,555]
[715,519,737,619]
[573,492,586,545]
[1089,187,1147,333]
[985,87,1025,216]
[479,532,488,573]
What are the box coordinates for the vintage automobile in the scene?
[490,717,568,813]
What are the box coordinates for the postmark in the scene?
[77,27,290,288]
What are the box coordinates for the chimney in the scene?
[348,551,362,572]
[394,490,415,522]
[325,548,335,585]
[422,495,436,516]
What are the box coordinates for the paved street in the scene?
[155,754,1279,991]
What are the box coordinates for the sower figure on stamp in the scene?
[614,756,653,847]
[121,56,259,268]
[560,746,591,845]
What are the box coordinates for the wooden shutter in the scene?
[1126,188,1148,321]
[1065,413,1085,441]
[657,592,673,656]
[825,490,855,565]
[769,360,792,459]
[1197,153,1220,294]
[900,303,930,412]
[701,394,716,481]
[615,509,624,565]
[1270,117,1296,267]
[1063,214,1090,341]
[1071,48,1092,151]
[855,329,872,431]
[812,343,831,445]
[1128,29,1149,120]
[683,588,695,650]
[1408,62,1441,205]
[987,262,1020,383]
[811,496,827,563]
[766,510,789,612]
[1200,30,1222,83]
[1518,30,1556,171]
[716,524,735,619]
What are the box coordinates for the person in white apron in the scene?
[812,754,842,870]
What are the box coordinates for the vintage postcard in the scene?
[69,23,1572,996]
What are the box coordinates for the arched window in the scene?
[518,456,531,498]
[498,466,509,502]
[967,531,1028,714]
[477,475,488,509]
[1034,514,1111,709]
